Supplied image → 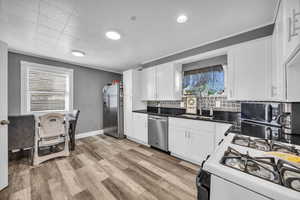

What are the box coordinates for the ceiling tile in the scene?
[38,14,66,32]
[39,0,72,22]
[0,0,278,72]
[0,0,39,24]
[37,24,61,40]
[42,0,76,13]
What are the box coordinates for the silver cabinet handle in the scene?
[0,120,10,126]
[289,9,300,42]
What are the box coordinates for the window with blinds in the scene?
[21,61,73,114]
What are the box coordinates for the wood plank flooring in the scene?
[0,135,200,200]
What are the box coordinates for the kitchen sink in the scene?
[179,114,214,120]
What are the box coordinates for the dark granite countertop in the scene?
[227,127,300,146]
[133,107,239,125]
[133,107,300,146]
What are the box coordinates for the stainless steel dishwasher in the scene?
[148,115,168,151]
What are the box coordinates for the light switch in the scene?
[215,100,221,108]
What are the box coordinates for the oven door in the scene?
[241,121,282,140]
[210,175,269,200]
[196,168,211,200]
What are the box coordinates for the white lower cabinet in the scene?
[131,113,148,145]
[169,117,220,164]
[211,176,269,200]
[169,125,189,158]
[188,128,215,163]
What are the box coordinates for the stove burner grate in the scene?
[278,160,300,192]
[221,147,300,192]
[221,147,281,184]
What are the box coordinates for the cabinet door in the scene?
[156,63,182,100]
[271,4,285,101]
[168,125,188,158]
[123,70,132,97]
[123,95,133,137]
[188,128,215,164]
[157,63,173,100]
[228,37,272,101]
[211,176,269,200]
[132,113,148,144]
[286,56,300,101]
[141,67,156,101]
[283,0,300,61]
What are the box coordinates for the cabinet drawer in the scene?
[169,117,215,132]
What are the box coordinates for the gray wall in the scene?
[8,52,121,134]
[182,55,227,72]
[143,24,274,68]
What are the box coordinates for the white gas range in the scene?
[200,133,300,200]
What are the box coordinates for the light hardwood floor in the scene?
[0,134,200,200]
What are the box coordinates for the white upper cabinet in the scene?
[123,69,146,137]
[123,69,146,110]
[142,62,182,101]
[286,49,300,101]
[141,67,157,101]
[156,63,182,100]
[282,0,300,61]
[227,37,272,101]
[272,0,300,102]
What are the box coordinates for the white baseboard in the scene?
[126,136,150,147]
[170,152,202,166]
[75,129,103,139]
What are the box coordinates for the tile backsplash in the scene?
[147,96,241,112]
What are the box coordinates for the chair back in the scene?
[39,113,65,138]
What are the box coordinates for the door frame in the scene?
[0,41,8,191]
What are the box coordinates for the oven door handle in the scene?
[266,127,272,139]
[267,104,273,123]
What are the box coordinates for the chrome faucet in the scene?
[198,101,202,116]
[157,102,161,113]
[209,106,214,116]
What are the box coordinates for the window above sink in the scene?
[183,64,226,97]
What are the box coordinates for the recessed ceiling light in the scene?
[106,31,121,40]
[71,50,85,57]
[177,14,188,23]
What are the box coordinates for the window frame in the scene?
[20,61,74,115]
[183,64,228,97]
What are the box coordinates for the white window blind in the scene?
[21,61,73,114]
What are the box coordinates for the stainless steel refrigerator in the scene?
[102,83,124,138]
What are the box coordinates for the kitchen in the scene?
[0,0,300,200]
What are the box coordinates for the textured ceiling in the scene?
[0,0,278,72]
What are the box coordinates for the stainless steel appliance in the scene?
[103,83,124,138]
[148,115,168,151]
[196,167,211,200]
[241,102,283,126]
[241,102,300,135]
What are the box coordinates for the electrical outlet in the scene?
[180,101,185,108]
[215,100,221,108]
